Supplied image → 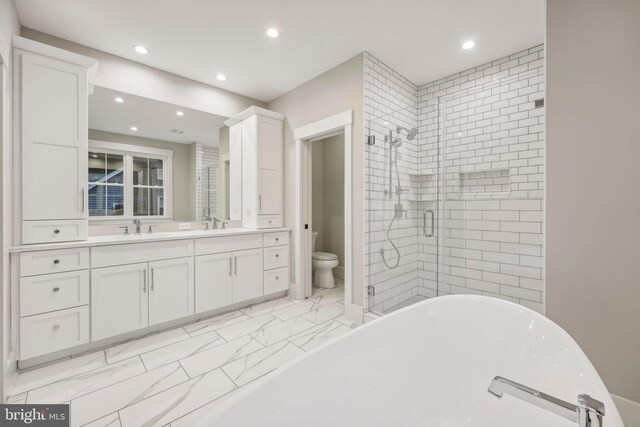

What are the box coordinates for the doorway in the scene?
[311,133,345,291]
[294,111,359,323]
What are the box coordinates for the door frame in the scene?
[293,111,360,322]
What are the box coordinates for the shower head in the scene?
[397,126,418,141]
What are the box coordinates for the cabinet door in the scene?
[258,168,282,215]
[229,123,242,220]
[241,116,258,221]
[256,116,283,170]
[148,257,194,325]
[232,248,263,304]
[21,52,87,221]
[256,116,283,215]
[91,263,148,341]
[195,253,233,313]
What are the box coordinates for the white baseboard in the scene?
[345,303,363,324]
[612,394,640,427]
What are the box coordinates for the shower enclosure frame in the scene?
[292,110,361,323]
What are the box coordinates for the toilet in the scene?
[312,231,339,288]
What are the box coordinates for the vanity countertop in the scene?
[9,227,291,253]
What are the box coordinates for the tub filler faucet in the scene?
[488,376,605,427]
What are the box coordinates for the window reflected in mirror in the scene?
[88,151,125,216]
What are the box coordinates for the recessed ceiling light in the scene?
[462,40,476,50]
[176,111,184,117]
[130,126,138,131]
[134,45,148,54]
[266,28,280,38]
[216,73,226,81]
[114,96,124,103]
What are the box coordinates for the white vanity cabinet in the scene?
[231,248,264,303]
[13,37,98,245]
[18,247,91,359]
[91,263,149,341]
[195,252,233,312]
[148,257,194,325]
[263,231,290,294]
[14,229,290,363]
[91,241,196,341]
[226,107,285,229]
[195,234,264,312]
[93,256,194,340]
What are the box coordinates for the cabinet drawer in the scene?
[264,245,289,270]
[195,233,262,256]
[257,215,282,229]
[20,306,89,360]
[91,239,194,268]
[20,248,89,277]
[22,220,87,244]
[263,231,289,247]
[20,270,89,316]
[264,267,289,294]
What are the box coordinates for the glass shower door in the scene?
[365,106,440,315]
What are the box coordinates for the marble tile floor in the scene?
[7,284,355,427]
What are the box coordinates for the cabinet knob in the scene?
[53,229,60,234]
[275,237,279,242]
[275,276,279,280]
[275,254,279,258]
[53,259,60,264]
[52,324,60,331]
[52,287,60,292]
[269,220,272,224]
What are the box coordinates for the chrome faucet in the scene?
[212,217,220,229]
[132,219,143,235]
[488,376,605,427]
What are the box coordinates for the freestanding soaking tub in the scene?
[201,295,623,427]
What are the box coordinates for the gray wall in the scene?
[546,0,640,404]
[312,134,345,267]
[89,130,195,221]
[268,53,364,306]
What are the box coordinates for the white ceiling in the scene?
[15,0,544,103]
[89,86,227,146]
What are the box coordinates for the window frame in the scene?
[88,139,174,222]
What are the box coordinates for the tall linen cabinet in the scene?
[226,107,285,229]
[13,37,97,245]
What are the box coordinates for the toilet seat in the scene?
[312,251,338,261]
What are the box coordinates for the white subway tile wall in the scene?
[195,143,220,221]
[365,45,545,314]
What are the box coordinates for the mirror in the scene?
[88,86,230,223]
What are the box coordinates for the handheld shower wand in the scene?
[379,126,417,270]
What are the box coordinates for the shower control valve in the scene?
[394,203,406,218]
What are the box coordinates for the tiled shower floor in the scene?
[6,284,355,427]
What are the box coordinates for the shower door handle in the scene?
[423,209,435,237]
